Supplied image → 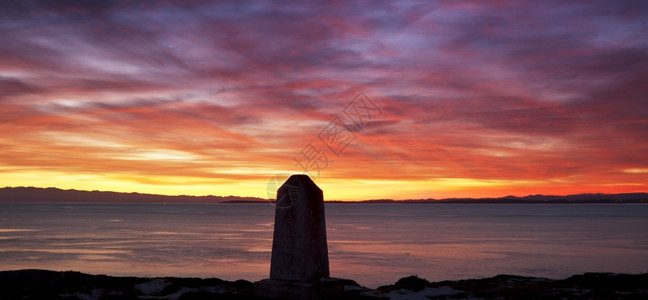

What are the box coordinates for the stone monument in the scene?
[270,174,329,281]
[254,175,353,300]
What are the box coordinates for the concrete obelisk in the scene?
[256,174,350,300]
[270,174,329,281]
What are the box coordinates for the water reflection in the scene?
[0,203,647,288]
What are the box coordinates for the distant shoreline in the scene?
[1,186,647,204]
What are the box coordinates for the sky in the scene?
[1,0,647,200]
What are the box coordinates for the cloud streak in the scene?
[1,0,647,199]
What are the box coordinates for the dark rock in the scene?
[393,275,432,292]
[2,270,648,300]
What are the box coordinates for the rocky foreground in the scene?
[1,270,647,299]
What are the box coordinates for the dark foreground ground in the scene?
[1,270,647,300]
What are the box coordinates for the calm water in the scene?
[1,203,647,287]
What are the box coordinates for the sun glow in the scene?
[1,1,646,200]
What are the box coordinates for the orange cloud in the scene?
[1,1,647,200]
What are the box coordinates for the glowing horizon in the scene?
[1,1,647,201]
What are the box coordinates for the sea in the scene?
[1,202,647,288]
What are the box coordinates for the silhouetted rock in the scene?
[392,275,432,292]
[2,270,647,299]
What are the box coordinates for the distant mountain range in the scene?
[0,187,265,203]
[351,193,648,203]
[1,186,647,203]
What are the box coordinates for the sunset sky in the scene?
[1,1,647,200]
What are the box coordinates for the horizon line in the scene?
[2,185,647,203]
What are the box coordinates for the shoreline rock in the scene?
[1,270,647,299]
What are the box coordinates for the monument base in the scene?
[253,277,359,300]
